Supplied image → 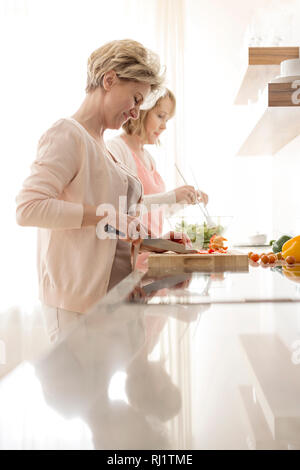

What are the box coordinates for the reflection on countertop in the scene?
[0,259,300,449]
[129,265,300,305]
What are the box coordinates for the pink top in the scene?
[131,151,166,237]
[129,149,166,271]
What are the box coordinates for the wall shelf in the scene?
[237,81,300,156]
[235,47,300,105]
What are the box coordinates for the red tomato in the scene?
[268,254,276,264]
[261,255,269,264]
[250,253,260,262]
[286,256,296,265]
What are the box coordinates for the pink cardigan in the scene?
[16,118,140,313]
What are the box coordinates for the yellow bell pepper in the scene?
[282,235,300,262]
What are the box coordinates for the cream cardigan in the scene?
[16,118,142,314]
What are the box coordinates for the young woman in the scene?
[107,89,208,235]
[16,39,170,342]
[106,88,208,267]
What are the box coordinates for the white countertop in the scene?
[0,258,300,450]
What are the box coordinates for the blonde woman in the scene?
[106,88,208,237]
[16,39,169,342]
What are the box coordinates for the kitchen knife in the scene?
[140,238,198,254]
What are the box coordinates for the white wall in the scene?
[182,0,300,242]
[272,135,300,238]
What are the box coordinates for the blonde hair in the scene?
[86,39,164,93]
[122,88,176,141]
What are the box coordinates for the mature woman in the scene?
[106,88,208,236]
[16,39,166,341]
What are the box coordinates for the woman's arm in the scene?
[143,190,176,210]
[143,185,204,213]
[16,121,84,229]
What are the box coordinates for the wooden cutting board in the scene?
[148,249,249,272]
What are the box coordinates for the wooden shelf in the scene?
[239,334,300,443]
[269,82,300,106]
[237,81,300,156]
[249,47,300,65]
[235,47,300,105]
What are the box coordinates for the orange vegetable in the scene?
[250,253,259,262]
[286,256,296,265]
[282,236,300,262]
[268,254,276,264]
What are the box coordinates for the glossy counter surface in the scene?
[0,257,300,450]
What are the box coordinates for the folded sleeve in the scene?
[16,120,84,229]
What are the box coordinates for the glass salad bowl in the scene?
[166,212,234,250]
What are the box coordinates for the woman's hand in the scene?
[95,207,151,244]
[163,230,193,248]
[82,206,149,239]
[82,204,105,227]
[197,189,208,206]
[174,186,209,206]
[117,213,150,243]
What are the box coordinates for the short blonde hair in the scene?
[86,39,165,93]
[122,88,176,141]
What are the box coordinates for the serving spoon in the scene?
[189,167,216,227]
[174,163,215,227]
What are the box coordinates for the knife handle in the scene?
[104,224,126,237]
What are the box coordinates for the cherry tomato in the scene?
[286,256,296,265]
[248,251,253,259]
[276,252,283,260]
[259,253,266,259]
[250,253,260,262]
[268,254,276,264]
[261,255,269,264]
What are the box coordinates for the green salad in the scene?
[175,221,224,248]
